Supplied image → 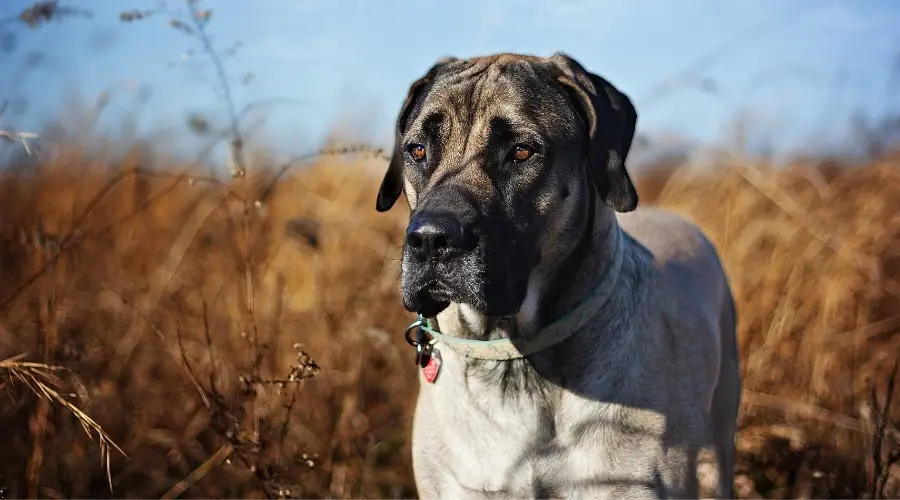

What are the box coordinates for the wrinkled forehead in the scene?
[408,57,574,137]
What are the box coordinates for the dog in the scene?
[375,52,741,499]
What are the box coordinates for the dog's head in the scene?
[376,53,638,318]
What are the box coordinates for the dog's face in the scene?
[376,53,639,318]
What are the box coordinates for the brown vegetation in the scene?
[1,141,899,498]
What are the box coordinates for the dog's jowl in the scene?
[376,52,742,499]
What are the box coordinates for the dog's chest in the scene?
[413,355,550,494]
[413,354,672,498]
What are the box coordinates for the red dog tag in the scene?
[422,349,442,383]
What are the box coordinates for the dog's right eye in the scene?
[408,144,427,162]
[511,145,534,163]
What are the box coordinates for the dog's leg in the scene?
[411,397,447,499]
[711,294,741,499]
[712,369,740,498]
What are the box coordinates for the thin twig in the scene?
[745,390,870,434]
[161,443,234,499]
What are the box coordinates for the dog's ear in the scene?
[376,57,459,212]
[550,53,638,213]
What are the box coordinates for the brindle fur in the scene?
[376,52,741,499]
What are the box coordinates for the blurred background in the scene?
[1,1,900,498]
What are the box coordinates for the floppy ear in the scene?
[550,53,639,212]
[376,57,459,212]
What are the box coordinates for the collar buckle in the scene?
[404,315,433,368]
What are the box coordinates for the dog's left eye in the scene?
[511,145,534,162]
[408,144,427,162]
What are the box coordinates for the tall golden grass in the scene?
[0,140,899,498]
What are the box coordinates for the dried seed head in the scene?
[169,18,193,34]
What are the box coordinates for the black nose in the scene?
[406,213,472,262]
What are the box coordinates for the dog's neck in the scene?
[435,201,622,343]
[525,201,621,335]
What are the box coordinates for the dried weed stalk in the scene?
[1,3,93,156]
[862,358,900,499]
[114,2,330,496]
[0,354,126,491]
[173,322,320,498]
[15,2,92,29]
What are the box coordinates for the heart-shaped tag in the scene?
[422,348,442,383]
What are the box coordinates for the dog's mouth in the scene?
[417,292,451,318]
[405,282,452,318]
[400,233,538,318]
[406,281,526,319]
[401,255,535,318]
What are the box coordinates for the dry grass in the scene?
[0,141,899,498]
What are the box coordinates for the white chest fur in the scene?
[411,346,678,499]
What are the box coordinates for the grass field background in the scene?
[1,135,899,498]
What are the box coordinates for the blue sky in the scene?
[1,0,899,161]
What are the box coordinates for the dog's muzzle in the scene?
[401,211,479,316]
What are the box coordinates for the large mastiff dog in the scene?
[375,52,741,499]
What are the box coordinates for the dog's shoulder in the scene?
[616,206,728,402]
[616,206,728,305]
[616,207,718,268]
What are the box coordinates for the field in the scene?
[1,141,900,499]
